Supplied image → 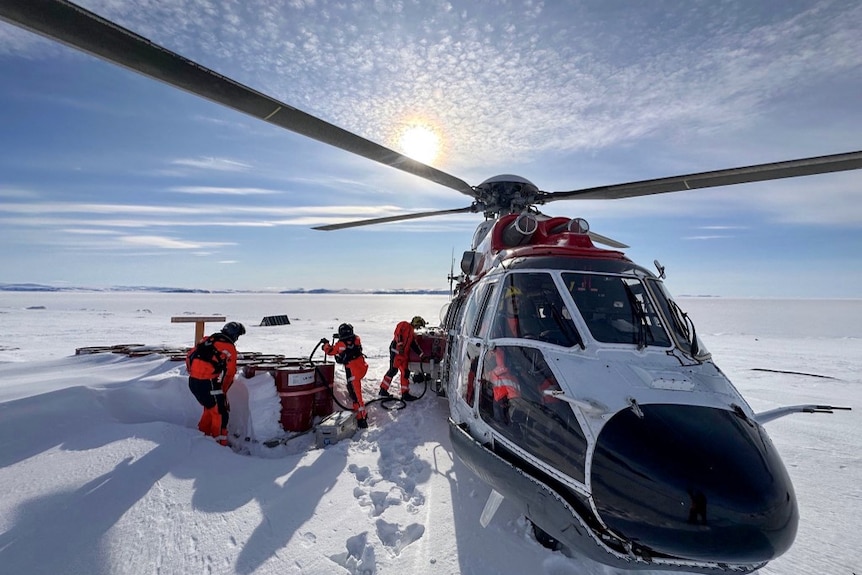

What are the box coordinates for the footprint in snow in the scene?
[375,518,425,555]
[329,531,377,575]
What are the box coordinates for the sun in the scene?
[399,124,441,165]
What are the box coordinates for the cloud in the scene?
[0,199,461,236]
[9,2,859,172]
[699,225,749,231]
[683,235,735,241]
[169,186,280,196]
[170,157,252,171]
[119,235,235,250]
[0,187,40,199]
[59,228,123,235]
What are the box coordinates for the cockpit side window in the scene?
[646,279,710,358]
[490,273,583,347]
[477,345,587,483]
[564,273,670,347]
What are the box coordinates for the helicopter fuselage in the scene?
[439,212,797,573]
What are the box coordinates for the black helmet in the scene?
[221,321,246,342]
[337,323,354,340]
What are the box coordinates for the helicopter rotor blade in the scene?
[313,206,477,231]
[543,150,862,201]
[0,0,476,197]
[588,231,629,249]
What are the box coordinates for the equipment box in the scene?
[314,411,357,448]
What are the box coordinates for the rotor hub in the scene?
[474,175,541,217]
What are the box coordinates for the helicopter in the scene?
[2,2,859,573]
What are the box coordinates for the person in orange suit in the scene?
[488,347,521,425]
[379,316,426,401]
[493,285,525,338]
[186,321,245,446]
[322,323,369,429]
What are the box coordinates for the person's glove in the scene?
[319,338,329,345]
[419,352,426,361]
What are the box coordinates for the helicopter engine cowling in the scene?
[548,217,590,235]
[500,212,539,246]
[590,404,798,563]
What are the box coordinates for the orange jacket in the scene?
[489,348,520,402]
[391,321,422,357]
[323,336,368,377]
[186,334,238,391]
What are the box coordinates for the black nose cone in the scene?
[591,404,797,563]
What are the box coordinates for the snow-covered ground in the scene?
[0,293,859,575]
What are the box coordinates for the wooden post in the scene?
[171,316,227,344]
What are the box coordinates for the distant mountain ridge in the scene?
[0,283,450,295]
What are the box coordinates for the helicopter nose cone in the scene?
[591,404,797,563]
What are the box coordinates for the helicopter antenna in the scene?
[447,248,456,300]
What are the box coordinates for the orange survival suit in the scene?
[379,318,425,400]
[186,322,243,445]
[322,323,369,429]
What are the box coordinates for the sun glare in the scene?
[400,124,440,165]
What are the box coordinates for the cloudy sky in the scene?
[1,0,860,296]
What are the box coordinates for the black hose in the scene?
[410,360,430,400]
[312,347,407,413]
[309,339,326,363]
[310,337,434,411]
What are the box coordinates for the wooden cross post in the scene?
[171,316,227,345]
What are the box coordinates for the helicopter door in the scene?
[477,344,588,484]
[450,281,498,424]
[439,295,467,391]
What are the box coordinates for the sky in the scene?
[0,0,861,297]
[0,293,859,574]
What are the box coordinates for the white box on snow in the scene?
[314,410,357,448]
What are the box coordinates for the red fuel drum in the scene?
[274,362,334,431]
[312,363,335,418]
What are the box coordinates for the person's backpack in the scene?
[188,334,228,372]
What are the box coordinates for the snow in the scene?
[0,293,860,575]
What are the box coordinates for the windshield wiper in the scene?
[668,299,699,356]
[622,282,652,349]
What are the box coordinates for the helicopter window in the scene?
[646,279,710,358]
[490,273,583,347]
[461,282,491,337]
[564,273,671,347]
[454,282,496,406]
[440,296,466,391]
[459,340,482,408]
[475,282,499,337]
[477,346,587,483]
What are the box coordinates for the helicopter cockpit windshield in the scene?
[564,272,671,348]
